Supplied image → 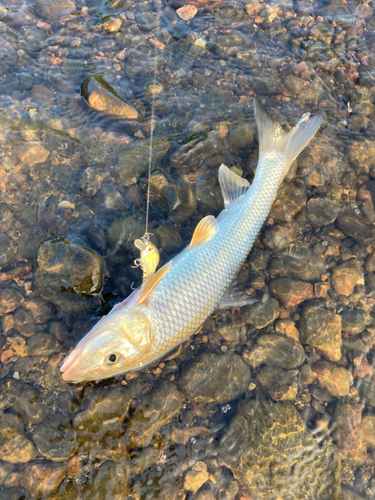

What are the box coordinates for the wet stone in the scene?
[282,248,325,282]
[13,142,49,169]
[155,225,183,253]
[0,414,37,463]
[306,198,339,226]
[81,460,130,500]
[242,334,305,369]
[32,415,77,462]
[219,400,342,500]
[331,261,363,296]
[82,76,138,120]
[107,216,145,254]
[34,0,76,22]
[178,352,250,404]
[35,238,102,316]
[361,416,375,448]
[22,296,54,325]
[274,319,299,341]
[13,308,35,338]
[102,15,122,33]
[27,332,60,357]
[336,213,375,246]
[270,183,307,222]
[270,278,314,308]
[183,461,210,494]
[0,233,16,268]
[20,460,68,499]
[124,380,182,449]
[0,380,22,411]
[359,371,375,408]
[333,402,366,466]
[299,304,342,362]
[13,384,45,425]
[0,289,24,315]
[243,298,279,329]
[256,366,298,401]
[311,361,353,397]
[0,462,15,485]
[79,167,108,197]
[340,308,372,335]
[262,224,297,252]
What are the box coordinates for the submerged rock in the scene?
[13,142,49,169]
[0,414,37,463]
[340,308,372,335]
[81,460,131,500]
[311,361,353,397]
[331,261,362,296]
[243,298,279,329]
[336,213,375,246]
[82,76,138,120]
[306,198,339,226]
[256,366,298,401]
[270,278,314,308]
[0,288,24,315]
[34,0,76,22]
[333,402,366,466]
[20,460,68,498]
[242,334,305,369]
[219,400,342,499]
[32,415,77,462]
[178,352,251,404]
[183,461,210,493]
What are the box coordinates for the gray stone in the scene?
[0,288,24,315]
[27,332,61,357]
[13,384,45,425]
[81,460,131,500]
[0,233,16,268]
[243,299,279,329]
[20,460,68,498]
[340,308,372,335]
[0,414,37,463]
[256,366,298,401]
[32,415,77,462]
[306,198,339,226]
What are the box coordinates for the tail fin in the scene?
[254,97,323,171]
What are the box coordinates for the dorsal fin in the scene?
[218,164,250,208]
[137,260,172,306]
[190,215,219,249]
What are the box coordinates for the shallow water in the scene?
[0,0,375,498]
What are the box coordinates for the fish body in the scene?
[61,99,322,383]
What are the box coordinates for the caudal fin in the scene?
[254,97,323,171]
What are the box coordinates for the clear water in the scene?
[0,0,375,498]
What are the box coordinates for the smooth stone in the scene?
[183,461,209,493]
[0,414,37,463]
[262,224,297,252]
[270,183,306,222]
[178,352,251,404]
[281,248,325,282]
[299,304,342,361]
[242,334,305,369]
[243,298,279,329]
[361,416,375,448]
[0,233,16,268]
[27,332,61,357]
[359,371,375,408]
[13,142,49,169]
[13,384,44,425]
[34,0,76,22]
[333,402,366,466]
[331,261,363,296]
[20,460,68,498]
[336,213,375,246]
[32,415,77,462]
[0,289,24,314]
[79,167,108,197]
[274,319,299,341]
[102,15,122,33]
[311,361,353,397]
[283,75,305,94]
[107,216,145,254]
[306,198,339,226]
[256,366,298,401]
[340,308,372,335]
[270,278,314,308]
[81,460,130,499]
[155,225,183,253]
[0,380,22,411]
[219,400,342,499]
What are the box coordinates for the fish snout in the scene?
[60,349,80,382]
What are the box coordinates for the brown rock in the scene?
[299,304,342,361]
[262,225,297,252]
[270,278,314,308]
[13,142,49,168]
[362,416,375,448]
[243,334,305,369]
[331,261,362,296]
[20,461,67,498]
[0,414,37,463]
[274,319,299,341]
[256,366,298,401]
[270,183,306,222]
[311,361,353,397]
[183,461,209,493]
[336,212,375,246]
[0,288,24,314]
[177,5,198,20]
[333,402,366,465]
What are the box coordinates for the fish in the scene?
[60,98,323,383]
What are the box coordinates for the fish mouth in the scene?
[60,349,81,383]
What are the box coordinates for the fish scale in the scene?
[60,99,323,383]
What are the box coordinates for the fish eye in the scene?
[109,354,117,363]
[107,353,122,365]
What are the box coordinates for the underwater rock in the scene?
[26,332,61,357]
[0,288,24,315]
[270,278,314,308]
[243,298,279,329]
[81,460,131,500]
[256,366,298,401]
[262,224,296,252]
[155,225,183,253]
[34,0,76,22]
[0,380,22,412]
[306,198,339,226]
[13,142,49,169]
[32,415,77,462]
[178,352,251,404]
[102,15,122,33]
[0,233,16,268]
[106,216,145,254]
[82,76,138,120]
[183,461,210,493]
[361,416,375,448]
[311,361,353,397]
[270,183,306,222]
[242,334,305,370]
[219,400,342,499]
[274,319,299,341]
[20,460,68,498]
[299,303,342,361]
[331,261,362,296]
[79,167,108,197]
[336,213,375,246]
[359,371,375,408]
[340,308,372,335]
[281,248,325,282]
[13,308,35,338]
[333,402,366,466]
[0,414,37,463]
[13,384,45,425]
[124,380,182,448]
[35,238,102,316]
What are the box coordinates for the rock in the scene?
[242,334,305,369]
[178,352,251,404]
[0,233,16,268]
[13,308,35,338]
[32,415,77,462]
[228,124,255,150]
[311,361,353,397]
[170,136,220,170]
[79,167,108,197]
[270,278,314,308]
[262,225,297,252]
[282,248,325,282]
[13,384,45,425]
[106,216,145,254]
[216,322,241,343]
[81,460,131,500]
[0,462,15,485]
[35,238,102,316]
[0,414,37,463]
[13,142,49,169]
[219,400,342,499]
[331,261,363,296]
[155,225,183,253]
[340,308,372,335]
[34,0,76,22]
[299,304,342,361]
[134,7,160,32]
[256,366,298,401]
[274,319,299,341]
[183,461,209,493]
[81,76,138,120]
[27,332,61,357]
[333,402,366,465]
[0,289,24,314]
[306,198,339,226]
[102,15,122,33]
[31,84,54,106]
[124,380,182,448]
[243,298,279,329]
[177,5,198,20]
[0,380,22,411]
[359,371,375,408]
[283,75,305,94]
[22,296,54,325]
[20,460,68,498]
[336,213,375,246]
[270,183,306,222]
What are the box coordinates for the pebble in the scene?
[361,416,375,449]
[0,233,16,268]
[81,460,131,499]
[13,308,35,338]
[311,361,353,397]
[336,213,375,246]
[13,142,49,169]
[178,352,251,404]
[306,198,339,226]
[0,414,37,463]
[256,366,298,401]
[34,0,76,22]
[270,278,314,308]
[102,15,122,33]
[331,261,363,296]
[26,332,61,357]
[262,224,297,252]
[270,183,306,222]
[31,84,54,106]
[183,461,209,493]
[0,288,24,315]
[282,248,325,282]
[155,225,183,253]
[20,460,68,498]
[340,308,372,335]
[79,167,108,197]
[243,298,279,329]
[299,304,342,361]
[32,415,77,462]
[13,384,45,425]
[177,5,198,21]
[242,334,305,369]
[333,402,366,466]
[274,319,299,341]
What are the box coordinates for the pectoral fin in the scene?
[218,279,257,309]
[190,215,219,249]
[137,261,172,306]
[218,164,250,208]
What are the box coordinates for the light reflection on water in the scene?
[0,0,375,498]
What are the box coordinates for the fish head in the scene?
[60,309,152,383]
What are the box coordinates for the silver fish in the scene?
[61,99,323,383]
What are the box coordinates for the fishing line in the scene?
[144,54,156,242]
